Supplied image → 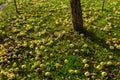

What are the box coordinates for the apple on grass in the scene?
[101,71,107,77]
[84,71,90,77]
[82,59,88,63]
[45,72,51,76]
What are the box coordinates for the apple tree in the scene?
[102,0,105,10]
[70,0,85,33]
[13,0,19,13]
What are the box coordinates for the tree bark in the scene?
[14,0,19,14]
[70,0,84,32]
[102,0,105,11]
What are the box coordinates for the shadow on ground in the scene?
[79,29,120,55]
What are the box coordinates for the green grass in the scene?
[0,0,120,80]
[0,0,5,4]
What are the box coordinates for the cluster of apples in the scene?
[81,58,116,79]
[106,38,120,50]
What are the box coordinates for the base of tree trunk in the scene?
[70,0,84,32]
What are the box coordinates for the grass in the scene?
[0,0,5,4]
[0,0,120,80]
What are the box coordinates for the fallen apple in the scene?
[116,62,120,66]
[101,71,107,77]
[84,71,90,77]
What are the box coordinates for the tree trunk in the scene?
[102,0,105,11]
[14,0,19,14]
[70,0,84,32]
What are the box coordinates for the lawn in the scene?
[0,0,120,80]
[0,0,5,4]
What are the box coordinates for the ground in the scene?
[0,0,120,80]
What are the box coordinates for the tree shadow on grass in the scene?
[0,35,5,44]
[79,29,120,55]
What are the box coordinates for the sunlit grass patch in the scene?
[0,0,5,4]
